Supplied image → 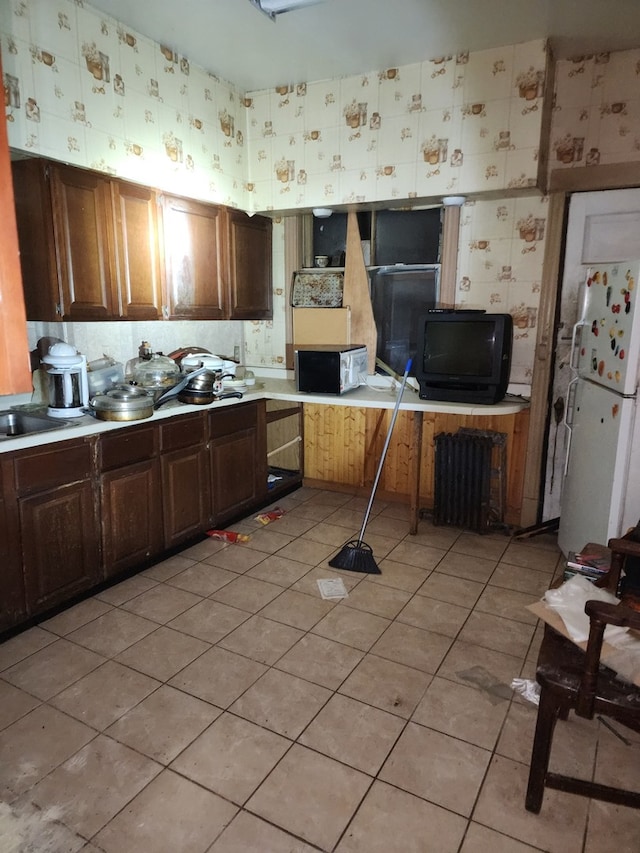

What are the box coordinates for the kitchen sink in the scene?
[0,410,73,438]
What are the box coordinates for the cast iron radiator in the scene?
[433,429,507,533]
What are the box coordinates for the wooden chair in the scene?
[525,534,640,813]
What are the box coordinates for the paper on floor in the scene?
[317,578,348,600]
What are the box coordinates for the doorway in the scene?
[543,188,640,524]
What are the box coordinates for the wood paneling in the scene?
[303,403,530,526]
[303,404,367,486]
[343,212,377,374]
[549,162,640,194]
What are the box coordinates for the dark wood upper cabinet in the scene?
[110,180,164,320]
[227,209,272,320]
[161,194,227,319]
[12,158,112,320]
[12,160,161,321]
[12,158,273,322]
[49,163,115,320]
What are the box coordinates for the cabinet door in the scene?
[162,446,211,548]
[110,180,163,320]
[101,459,163,578]
[209,402,267,524]
[210,429,260,524]
[20,480,100,614]
[227,209,272,319]
[161,194,226,319]
[12,158,63,321]
[49,163,116,320]
[0,460,25,633]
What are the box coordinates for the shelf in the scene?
[266,405,301,424]
[267,466,302,498]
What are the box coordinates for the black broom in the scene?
[329,358,412,574]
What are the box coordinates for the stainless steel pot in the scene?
[154,367,244,408]
[89,385,155,421]
[176,388,243,405]
[187,370,235,395]
[154,367,208,408]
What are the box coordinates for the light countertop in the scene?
[0,378,529,454]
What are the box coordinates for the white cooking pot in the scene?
[181,353,237,376]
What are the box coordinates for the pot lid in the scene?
[168,346,211,365]
[42,341,84,366]
[91,385,154,411]
[181,353,225,369]
[131,353,180,385]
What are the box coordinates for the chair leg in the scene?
[525,686,562,813]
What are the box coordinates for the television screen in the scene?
[423,320,495,377]
[416,311,512,404]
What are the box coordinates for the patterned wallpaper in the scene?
[456,195,548,386]
[245,42,547,213]
[2,0,639,388]
[1,0,247,208]
[0,0,548,213]
[551,51,640,171]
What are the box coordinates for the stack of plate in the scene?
[222,377,248,392]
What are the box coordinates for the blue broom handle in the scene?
[357,359,412,542]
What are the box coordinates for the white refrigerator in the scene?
[558,261,640,556]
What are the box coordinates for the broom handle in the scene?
[357,359,412,542]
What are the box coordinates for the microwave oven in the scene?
[295,345,368,395]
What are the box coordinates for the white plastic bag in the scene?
[543,575,626,644]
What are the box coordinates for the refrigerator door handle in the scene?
[569,320,585,372]
[563,375,579,476]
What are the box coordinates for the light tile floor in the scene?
[1,486,639,852]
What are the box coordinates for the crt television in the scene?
[415,310,513,404]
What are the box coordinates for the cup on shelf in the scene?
[314,255,329,268]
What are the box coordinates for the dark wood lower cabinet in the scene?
[0,399,287,634]
[20,480,100,613]
[210,402,267,525]
[10,439,99,618]
[162,445,211,548]
[99,423,162,578]
[100,459,163,578]
[160,413,210,548]
[0,462,25,632]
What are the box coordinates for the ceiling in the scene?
[87,0,640,93]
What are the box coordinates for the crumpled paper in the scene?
[543,575,626,644]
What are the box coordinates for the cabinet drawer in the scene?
[209,402,257,439]
[160,412,207,452]
[99,424,158,471]
[13,440,93,494]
